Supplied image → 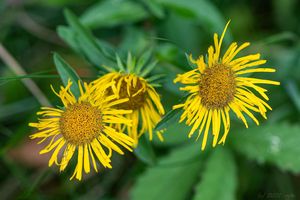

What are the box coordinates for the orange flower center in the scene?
[199,64,236,109]
[112,76,146,110]
[59,102,102,145]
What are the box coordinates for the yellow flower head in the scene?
[173,21,280,150]
[29,80,134,180]
[92,53,165,146]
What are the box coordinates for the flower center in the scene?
[59,102,102,145]
[113,76,146,110]
[199,64,236,109]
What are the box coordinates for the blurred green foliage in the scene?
[1,0,300,199]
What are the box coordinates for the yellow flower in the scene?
[173,21,280,150]
[29,80,134,180]
[92,53,165,146]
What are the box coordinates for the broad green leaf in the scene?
[80,0,149,28]
[131,143,203,200]
[153,122,190,147]
[53,53,81,98]
[193,148,237,200]
[134,135,156,165]
[57,26,81,53]
[154,0,227,35]
[231,123,300,173]
[160,12,201,53]
[58,25,116,68]
[64,9,115,69]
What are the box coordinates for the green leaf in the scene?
[0,74,58,81]
[154,0,228,36]
[285,80,300,112]
[115,53,126,71]
[118,27,150,56]
[0,109,37,155]
[64,9,115,70]
[139,60,158,77]
[139,0,165,18]
[53,53,82,98]
[58,25,116,69]
[145,74,165,83]
[155,94,189,131]
[80,0,149,29]
[257,32,297,45]
[153,122,190,147]
[193,148,237,200]
[2,156,31,191]
[95,40,117,61]
[231,123,300,173]
[131,143,203,200]
[155,108,182,131]
[36,0,84,7]
[158,11,201,53]
[134,135,156,165]
[126,52,135,73]
[135,48,153,74]
[22,169,51,198]
[57,26,81,53]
